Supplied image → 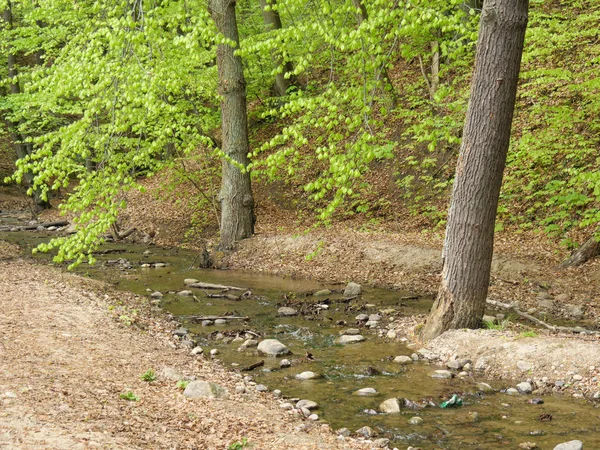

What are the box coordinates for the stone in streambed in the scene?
[516,382,533,394]
[314,289,331,296]
[279,359,291,368]
[394,355,413,365]
[344,282,362,297]
[337,335,365,344]
[430,370,453,379]
[295,371,319,380]
[172,328,188,337]
[257,339,290,356]
[476,382,494,392]
[340,328,361,335]
[553,441,583,450]
[354,387,377,396]
[296,399,318,410]
[379,398,401,414]
[278,307,299,317]
[447,359,471,370]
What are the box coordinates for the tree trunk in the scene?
[430,40,440,99]
[422,0,529,341]
[258,0,295,96]
[2,2,50,211]
[560,234,600,268]
[209,0,255,250]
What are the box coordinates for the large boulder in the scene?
[257,339,291,357]
[183,381,229,399]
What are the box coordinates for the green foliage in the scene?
[2,0,598,264]
[119,391,139,401]
[2,0,220,266]
[483,317,510,331]
[140,369,156,382]
[228,438,249,450]
[176,379,189,390]
[519,330,538,338]
[501,0,600,241]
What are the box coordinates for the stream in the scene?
[1,221,599,449]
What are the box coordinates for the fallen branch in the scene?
[486,299,599,335]
[204,291,242,301]
[242,360,264,371]
[109,223,137,241]
[180,315,249,321]
[188,281,246,291]
[7,220,69,231]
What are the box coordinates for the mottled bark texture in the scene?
[258,0,295,96]
[209,0,255,250]
[422,0,529,341]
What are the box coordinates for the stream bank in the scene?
[0,248,371,450]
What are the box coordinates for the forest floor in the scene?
[0,241,372,450]
[2,181,600,448]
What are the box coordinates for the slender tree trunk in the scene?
[351,0,397,107]
[2,2,50,210]
[209,0,255,250]
[430,40,440,99]
[422,0,529,341]
[258,0,295,96]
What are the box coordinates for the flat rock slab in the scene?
[337,335,365,344]
[277,307,299,317]
[340,328,361,335]
[183,381,229,399]
[354,388,377,396]
[553,441,583,450]
[295,371,319,380]
[296,399,318,410]
[430,370,453,379]
[394,356,413,365]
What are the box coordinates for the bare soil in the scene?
[0,244,371,450]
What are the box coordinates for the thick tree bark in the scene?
[422,0,529,341]
[2,2,50,211]
[258,0,295,96]
[560,234,600,268]
[209,0,255,250]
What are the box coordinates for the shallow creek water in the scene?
[2,228,600,449]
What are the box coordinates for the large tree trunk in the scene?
[209,0,255,250]
[258,0,295,96]
[422,0,529,341]
[2,2,50,211]
[560,233,600,268]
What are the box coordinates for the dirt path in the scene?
[0,247,371,450]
